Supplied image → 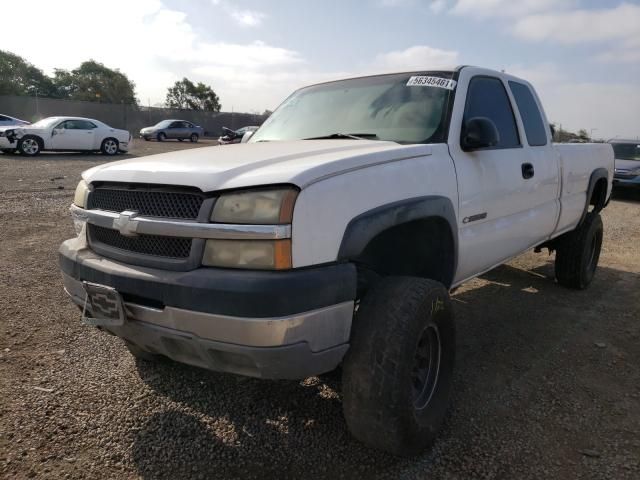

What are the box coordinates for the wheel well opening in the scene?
[353,217,455,289]
[590,177,607,213]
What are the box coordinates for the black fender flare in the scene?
[337,196,458,286]
[578,168,608,227]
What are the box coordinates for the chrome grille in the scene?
[89,224,192,259]
[88,185,205,219]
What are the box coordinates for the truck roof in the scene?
[300,65,527,90]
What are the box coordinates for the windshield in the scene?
[250,72,456,144]
[154,120,173,128]
[30,117,59,128]
[612,142,640,161]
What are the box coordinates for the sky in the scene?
[2,0,639,139]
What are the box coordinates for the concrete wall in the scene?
[0,95,267,137]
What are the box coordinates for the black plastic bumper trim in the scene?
[59,242,357,318]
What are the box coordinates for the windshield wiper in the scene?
[303,133,378,140]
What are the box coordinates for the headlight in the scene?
[203,187,298,269]
[202,239,291,269]
[211,187,298,224]
[73,180,90,208]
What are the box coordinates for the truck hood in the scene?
[83,140,432,191]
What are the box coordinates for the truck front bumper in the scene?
[59,237,356,379]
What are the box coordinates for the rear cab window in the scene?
[509,81,548,146]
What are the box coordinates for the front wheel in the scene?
[190,133,199,143]
[555,212,603,289]
[101,138,119,156]
[19,136,42,156]
[157,132,166,142]
[342,276,455,456]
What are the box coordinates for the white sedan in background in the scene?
[0,114,30,127]
[0,116,131,156]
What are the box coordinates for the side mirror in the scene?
[52,128,63,136]
[461,117,499,151]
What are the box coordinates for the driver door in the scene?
[50,120,95,150]
[167,121,185,139]
[449,74,550,283]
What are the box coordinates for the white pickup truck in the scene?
[59,66,613,455]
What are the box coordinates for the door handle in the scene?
[522,163,534,179]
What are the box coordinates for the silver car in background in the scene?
[610,139,640,188]
[140,120,204,142]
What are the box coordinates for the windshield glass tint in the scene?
[250,72,456,144]
[612,143,640,161]
[154,120,172,128]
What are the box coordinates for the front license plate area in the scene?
[82,282,125,326]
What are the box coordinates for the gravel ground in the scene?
[0,143,638,479]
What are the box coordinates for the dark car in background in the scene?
[218,126,259,145]
[610,139,640,188]
[140,120,204,142]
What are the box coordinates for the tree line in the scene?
[0,50,221,112]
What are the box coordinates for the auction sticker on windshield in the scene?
[406,76,457,90]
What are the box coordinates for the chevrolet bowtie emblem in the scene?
[113,210,139,237]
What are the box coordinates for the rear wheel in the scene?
[18,136,42,156]
[157,132,166,142]
[555,212,603,289]
[342,276,455,456]
[101,137,119,156]
[190,133,199,143]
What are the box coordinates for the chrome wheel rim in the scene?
[104,140,117,154]
[22,139,39,154]
[411,323,441,410]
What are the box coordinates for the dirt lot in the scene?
[0,141,639,479]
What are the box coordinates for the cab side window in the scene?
[463,76,520,149]
[508,81,548,146]
[76,120,97,129]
